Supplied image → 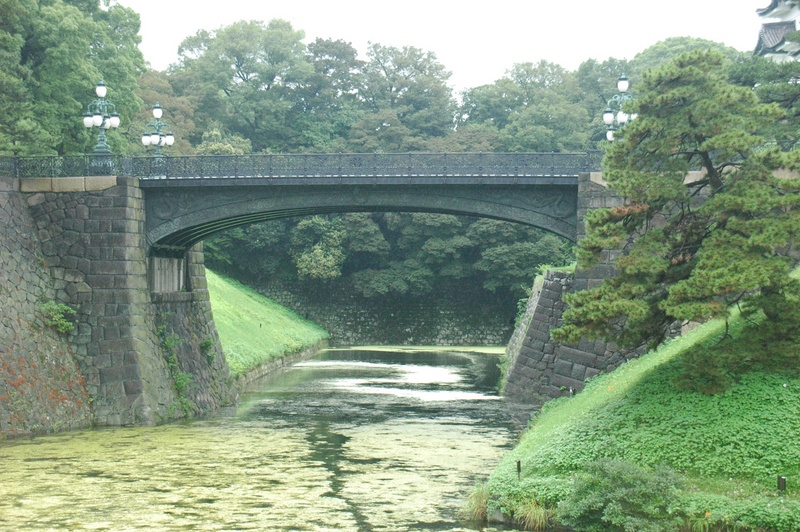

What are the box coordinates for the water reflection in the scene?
[0,348,517,531]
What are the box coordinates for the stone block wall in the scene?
[0,176,91,438]
[258,279,515,347]
[150,244,237,414]
[503,173,638,408]
[21,177,234,426]
[25,177,165,425]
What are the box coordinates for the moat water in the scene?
[0,347,520,531]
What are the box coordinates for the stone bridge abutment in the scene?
[20,176,236,426]
[502,172,637,407]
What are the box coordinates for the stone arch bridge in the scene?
[3,152,623,425]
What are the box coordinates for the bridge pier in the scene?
[24,176,235,425]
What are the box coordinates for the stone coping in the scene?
[151,291,196,303]
[19,176,119,193]
[590,170,706,188]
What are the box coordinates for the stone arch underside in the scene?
[144,184,578,257]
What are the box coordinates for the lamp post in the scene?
[141,103,175,157]
[602,74,636,141]
[82,80,120,155]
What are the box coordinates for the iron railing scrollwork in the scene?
[12,155,125,178]
[9,151,604,180]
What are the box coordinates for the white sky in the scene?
[117,0,768,93]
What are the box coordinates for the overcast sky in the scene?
[117,0,769,93]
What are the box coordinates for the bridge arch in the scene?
[144,183,579,257]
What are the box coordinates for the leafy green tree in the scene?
[460,61,592,152]
[554,50,800,352]
[339,213,391,273]
[289,216,347,280]
[469,219,573,293]
[173,19,312,152]
[424,123,501,152]
[388,213,473,278]
[348,43,455,151]
[351,258,434,297]
[297,38,364,151]
[1,0,143,155]
[574,57,632,145]
[0,0,51,154]
[499,90,590,151]
[459,77,522,130]
[629,36,740,79]
[204,221,292,283]
[127,69,197,155]
[194,127,252,155]
[346,109,418,152]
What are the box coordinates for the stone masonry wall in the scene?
[504,173,638,407]
[0,176,91,438]
[150,244,237,415]
[258,280,515,347]
[21,176,234,426]
[25,177,170,425]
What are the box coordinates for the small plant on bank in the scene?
[199,337,216,364]
[460,480,489,526]
[517,499,554,531]
[39,301,76,334]
[156,316,196,417]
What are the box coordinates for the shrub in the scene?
[39,301,76,334]
[199,337,216,364]
[557,459,683,532]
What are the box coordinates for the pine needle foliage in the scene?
[554,50,800,355]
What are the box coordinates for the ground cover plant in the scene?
[206,269,329,377]
[484,272,800,530]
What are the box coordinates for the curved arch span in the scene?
[144,184,578,257]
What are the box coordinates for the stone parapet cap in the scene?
[589,172,607,187]
[19,176,119,193]
[0,176,17,192]
[151,291,195,303]
[591,171,706,188]
[590,169,797,189]
[774,167,800,180]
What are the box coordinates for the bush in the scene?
[517,498,554,531]
[39,301,76,334]
[199,337,216,364]
[557,459,683,532]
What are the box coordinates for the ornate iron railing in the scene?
[1,152,603,179]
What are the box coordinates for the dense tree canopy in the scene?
[554,51,800,354]
[0,0,144,155]
[205,212,574,301]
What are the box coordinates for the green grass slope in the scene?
[489,290,800,530]
[206,270,329,378]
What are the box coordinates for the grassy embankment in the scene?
[206,270,329,378]
[483,268,800,531]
